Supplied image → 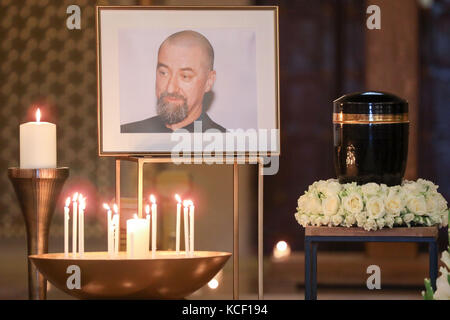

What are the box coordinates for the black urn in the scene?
[333,91,409,186]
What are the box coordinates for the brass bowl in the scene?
[29,251,231,299]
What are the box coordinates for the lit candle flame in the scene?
[133,213,138,219]
[72,192,79,202]
[150,194,156,204]
[175,194,181,203]
[103,203,110,211]
[65,197,71,207]
[145,204,150,215]
[113,204,118,214]
[36,108,41,122]
[183,200,190,207]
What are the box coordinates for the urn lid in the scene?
[333,91,408,115]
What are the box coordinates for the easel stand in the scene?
[114,156,265,300]
[304,226,439,300]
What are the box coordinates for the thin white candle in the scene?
[78,195,85,256]
[175,194,181,254]
[64,197,71,257]
[113,204,119,254]
[72,192,78,255]
[103,203,113,255]
[145,204,150,250]
[189,200,195,254]
[150,195,157,254]
[183,200,190,254]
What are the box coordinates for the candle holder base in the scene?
[8,167,69,300]
[30,251,231,299]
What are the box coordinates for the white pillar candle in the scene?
[150,195,157,254]
[103,203,113,255]
[78,195,85,256]
[189,201,195,254]
[20,108,56,169]
[183,200,190,254]
[64,197,71,257]
[175,194,181,254]
[72,193,78,255]
[126,214,150,258]
[113,204,119,254]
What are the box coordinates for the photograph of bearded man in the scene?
[120,30,226,133]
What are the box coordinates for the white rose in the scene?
[297,194,309,213]
[356,213,367,228]
[376,218,385,229]
[361,183,380,196]
[343,192,364,214]
[417,178,439,192]
[321,215,330,226]
[311,180,327,193]
[379,184,389,197]
[425,195,437,213]
[403,180,426,195]
[331,214,343,226]
[322,194,340,216]
[367,197,385,219]
[301,193,322,215]
[403,213,415,224]
[325,179,342,193]
[363,219,377,231]
[433,267,450,300]
[384,215,395,228]
[295,213,310,227]
[344,214,356,227]
[435,193,448,212]
[406,195,427,215]
[385,194,404,216]
[429,212,442,225]
[442,210,448,227]
[314,215,323,226]
[395,216,403,225]
[441,251,450,270]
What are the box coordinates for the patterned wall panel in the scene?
[0,0,117,238]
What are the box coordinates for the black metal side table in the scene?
[304,226,439,300]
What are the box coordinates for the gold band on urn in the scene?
[333,112,409,124]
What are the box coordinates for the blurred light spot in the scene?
[273,240,291,259]
[208,279,219,289]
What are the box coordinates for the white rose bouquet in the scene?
[294,178,449,231]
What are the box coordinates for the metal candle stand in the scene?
[8,167,69,300]
[114,156,265,300]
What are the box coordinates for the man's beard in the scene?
[156,92,189,125]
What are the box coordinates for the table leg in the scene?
[311,242,318,300]
[305,238,311,300]
[429,240,438,291]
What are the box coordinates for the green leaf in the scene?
[423,279,434,300]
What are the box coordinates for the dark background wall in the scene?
[0,0,448,251]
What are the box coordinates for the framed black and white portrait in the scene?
[97,6,279,156]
